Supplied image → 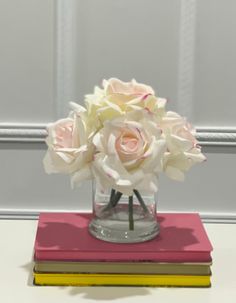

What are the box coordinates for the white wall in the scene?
[0,0,236,221]
[0,0,55,123]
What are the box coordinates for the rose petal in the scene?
[71,165,92,188]
[165,166,185,181]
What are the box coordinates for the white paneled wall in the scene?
[0,0,55,123]
[73,0,180,109]
[194,0,236,127]
[0,0,236,221]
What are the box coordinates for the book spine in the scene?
[35,251,212,263]
[34,273,211,287]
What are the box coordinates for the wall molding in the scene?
[177,0,196,120]
[0,124,47,143]
[56,0,78,119]
[0,209,236,223]
[0,124,236,146]
[196,128,236,147]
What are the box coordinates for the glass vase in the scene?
[88,181,160,243]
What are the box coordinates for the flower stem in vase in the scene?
[103,189,122,212]
[110,188,116,204]
[103,189,116,211]
[133,189,149,213]
[128,195,134,230]
[112,191,123,207]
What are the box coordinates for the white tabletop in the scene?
[0,219,236,303]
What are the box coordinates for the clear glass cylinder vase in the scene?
[88,181,160,243]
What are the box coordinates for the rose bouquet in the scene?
[43,78,205,242]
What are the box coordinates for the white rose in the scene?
[92,110,166,195]
[161,111,206,181]
[43,103,94,186]
[85,78,167,127]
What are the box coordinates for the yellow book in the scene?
[34,272,211,287]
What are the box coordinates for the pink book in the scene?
[34,213,213,262]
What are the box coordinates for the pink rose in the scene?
[104,78,155,98]
[43,103,93,185]
[85,78,167,125]
[92,110,166,195]
[161,111,206,181]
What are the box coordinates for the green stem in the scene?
[133,189,149,213]
[129,196,134,230]
[103,189,122,211]
[112,191,123,207]
[110,189,116,204]
[103,189,116,211]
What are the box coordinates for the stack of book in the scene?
[33,212,213,287]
